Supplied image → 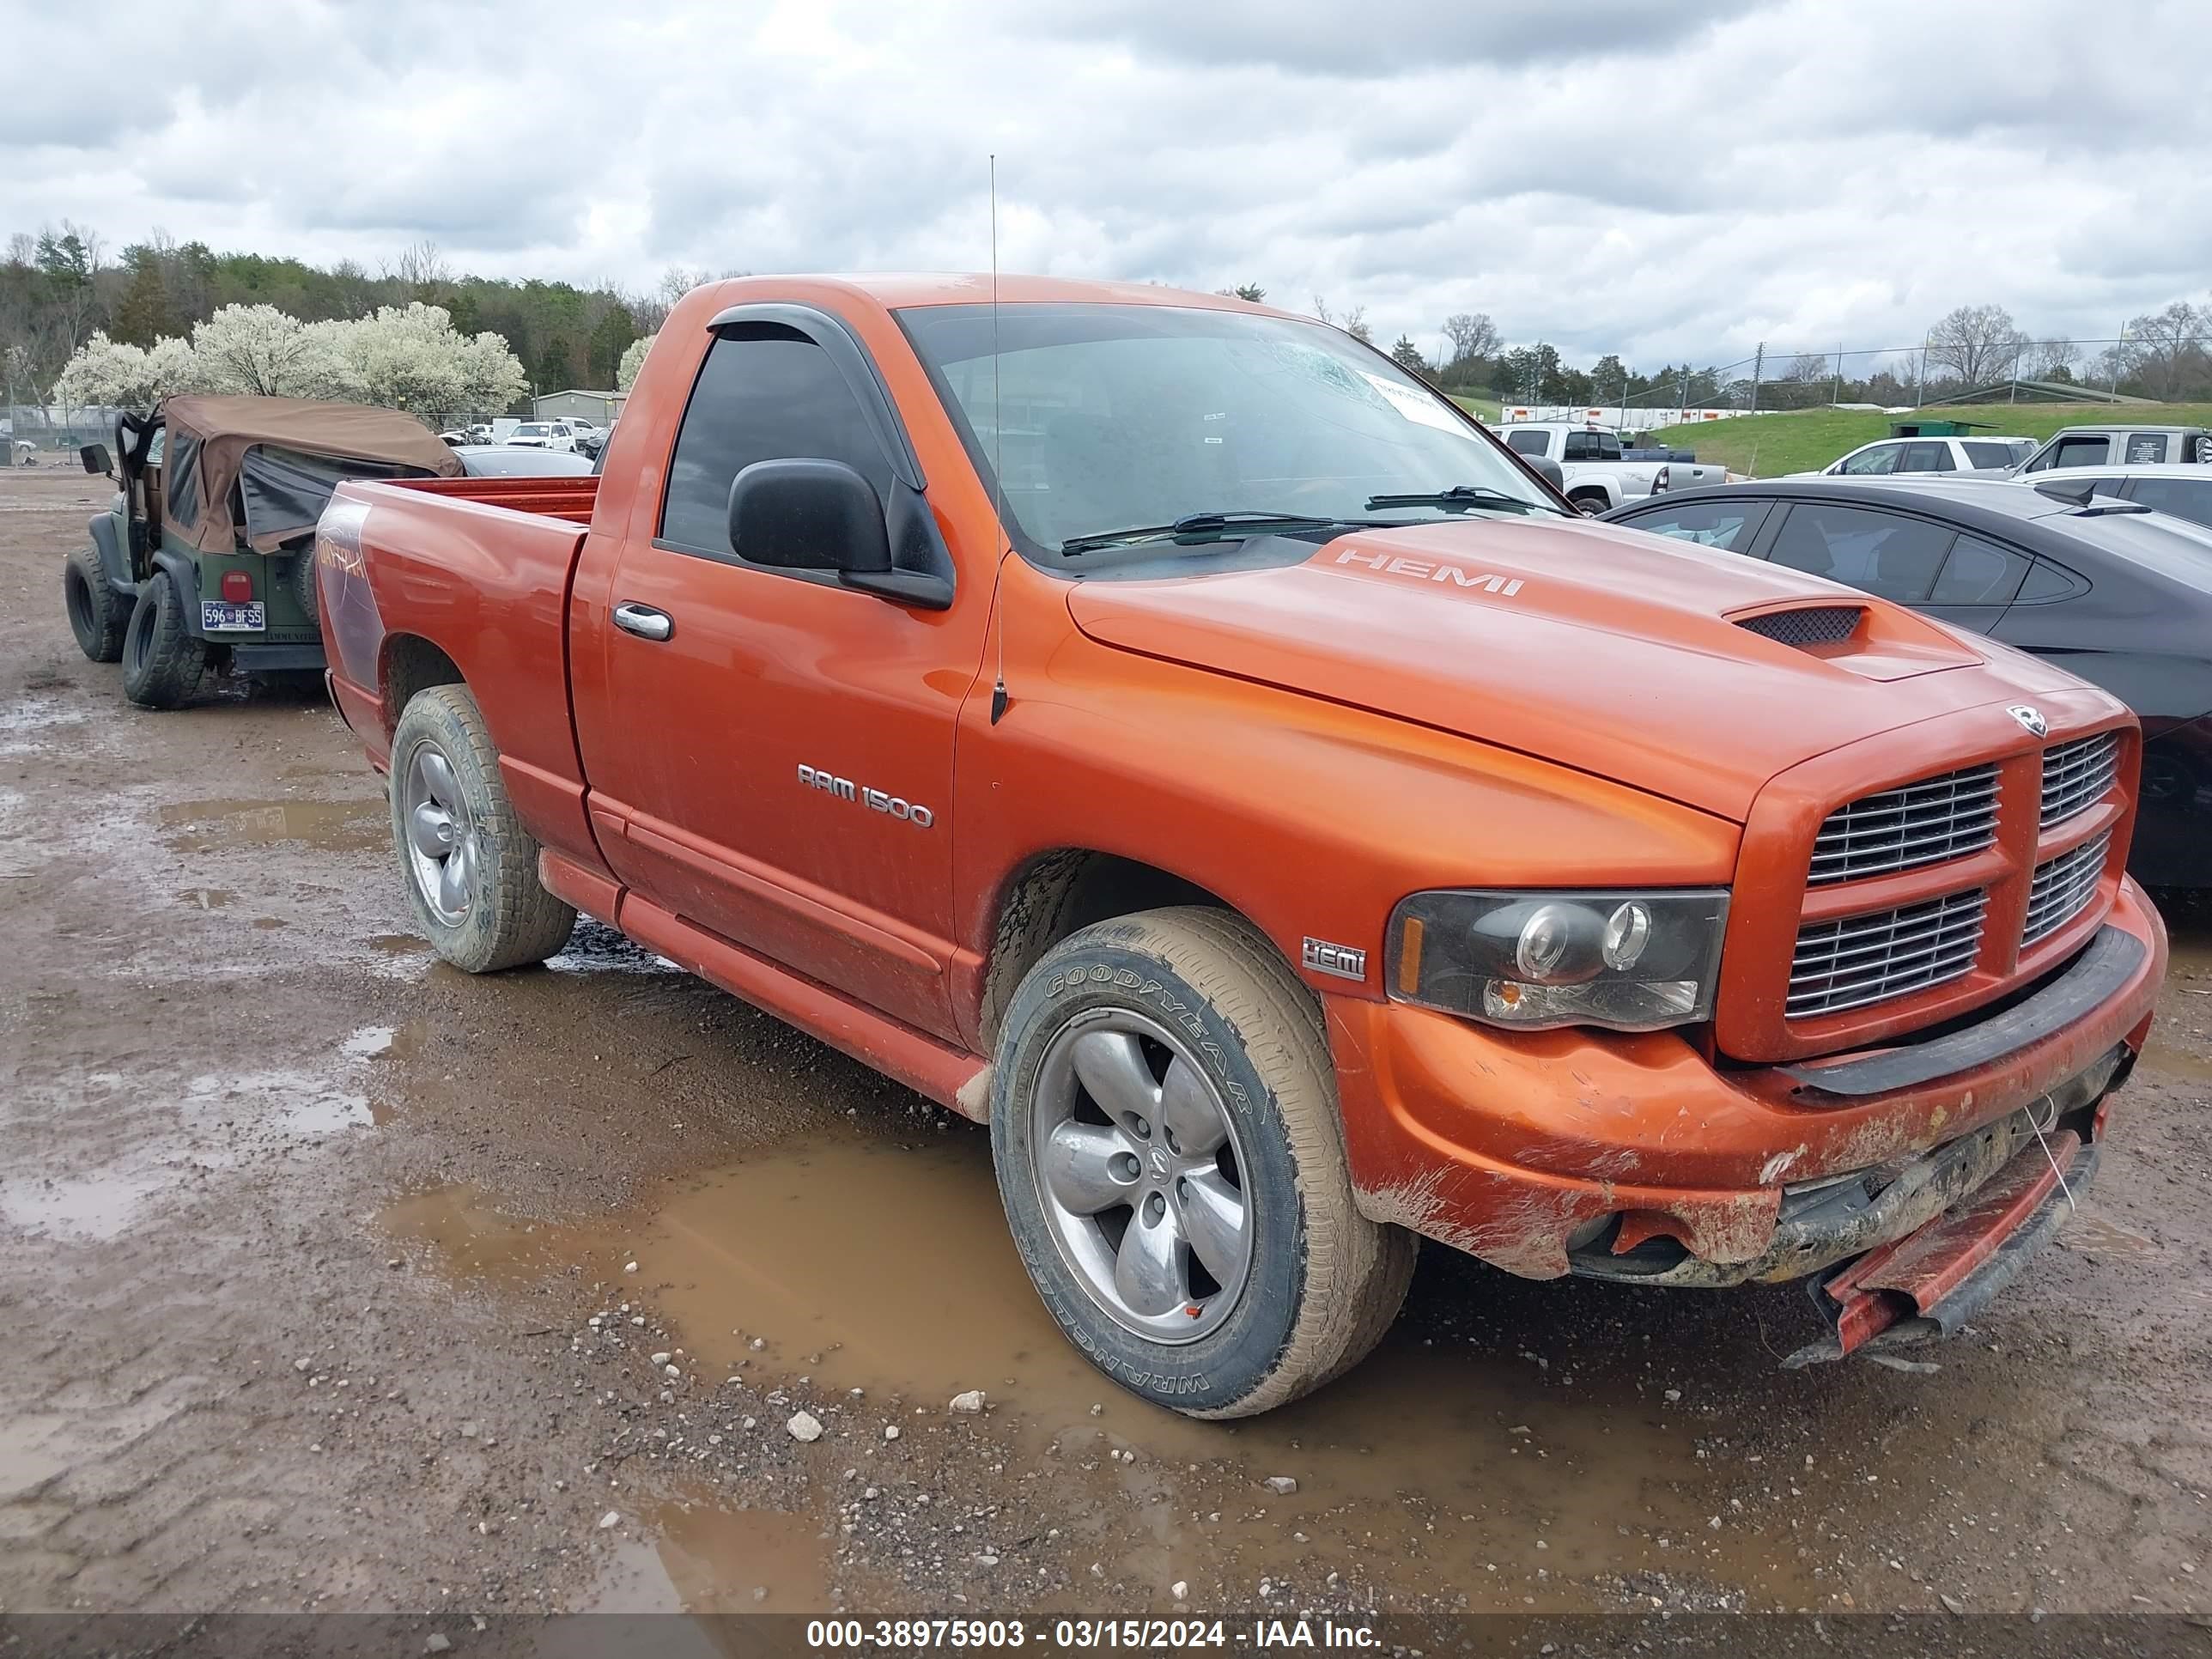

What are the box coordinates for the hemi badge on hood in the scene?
[1303,937,1368,981]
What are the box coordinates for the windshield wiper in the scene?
[1059,510,1350,556]
[1364,484,1567,517]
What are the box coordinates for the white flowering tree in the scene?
[188,303,361,398]
[617,332,654,392]
[50,301,529,421]
[51,331,204,410]
[333,303,466,414]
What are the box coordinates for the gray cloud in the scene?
[2,0,2208,369]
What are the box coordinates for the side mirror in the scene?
[728,458,891,575]
[81,442,112,477]
[1528,457,1565,489]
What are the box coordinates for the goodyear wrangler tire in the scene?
[991,907,1415,1418]
[389,684,577,973]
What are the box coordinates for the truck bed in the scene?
[388,473,600,524]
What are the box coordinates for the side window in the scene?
[659,328,896,557]
[1899,441,1952,472]
[1505,429,1550,456]
[165,434,200,528]
[1619,500,1770,551]
[2016,559,2087,603]
[2123,432,2170,465]
[1837,443,1902,476]
[2047,435,2112,470]
[1767,503,1954,603]
[2124,476,2212,530]
[1928,536,2031,605]
[1961,441,2020,468]
[1561,431,1598,461]
[1593,431,1623,461]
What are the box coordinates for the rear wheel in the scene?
[389,684,576,972]
[120,570,208,708]
[1568,489,1607,515]
[64,547,127,662]
[990,907,1415,1418]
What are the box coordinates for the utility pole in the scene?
[1748,343,1764,416]
[1832,343,1844,408]
[1915,332,1929,410]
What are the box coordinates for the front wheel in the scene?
[389,684,577,972]
[990,907,1415,1418]
[64,547,127,662]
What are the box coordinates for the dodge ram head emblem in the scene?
[2007,704,2049,738]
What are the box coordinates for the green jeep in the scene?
[64,395,460,708]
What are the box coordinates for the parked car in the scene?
[437,429,471,447]
[1603,476,2212,888]
[450,444,595,477]
[1498,421,1723,511]
[2016,425,2212,473]
[507,419,592,452]
[1800,434,2033,478]
[2002,465,2212,532]
[317,275,2162,1412]
[574,424,613,461]
[64,395,461,707]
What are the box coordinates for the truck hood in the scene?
[1065,518,2084,821]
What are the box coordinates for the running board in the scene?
[538,849,988,1120]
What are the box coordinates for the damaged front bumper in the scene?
[1565,1040,2125,1289]
[1327,878,2166,1311]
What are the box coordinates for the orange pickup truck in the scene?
[319,276,2166,1415]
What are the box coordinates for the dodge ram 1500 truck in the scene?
[319,276,2166,1417]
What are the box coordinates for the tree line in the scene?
[1227,283,2212,410]
[1,222,703,419]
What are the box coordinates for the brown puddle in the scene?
[386,1136,1837,1611]
[2062,1212,2163,1260]
[592,1498,833,1613]
[158,798,386,854]
[2142,1040,2212,1089]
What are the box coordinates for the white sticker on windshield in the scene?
[1360,372,1467,435]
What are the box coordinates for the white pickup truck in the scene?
[1498,422,1724,513]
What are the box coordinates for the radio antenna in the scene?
[988,153,1010,726]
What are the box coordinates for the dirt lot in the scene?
[4,464,2212,1623]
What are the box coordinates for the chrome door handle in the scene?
[612,602,673,641]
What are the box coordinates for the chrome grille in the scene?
[1789,890,1987,1018]
[2040,732,2119,828]
[1808,765,2000,885]
[1737,606,1864,647]
[2024,831,2110,946]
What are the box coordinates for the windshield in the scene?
[514,424,548,437]
[896,302,1553,558]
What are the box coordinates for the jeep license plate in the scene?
[200,600,265,633]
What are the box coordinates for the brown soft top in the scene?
[163,394,463,553]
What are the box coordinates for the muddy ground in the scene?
[4,464,2212,1624]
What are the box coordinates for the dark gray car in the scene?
[1603,476,2212,888]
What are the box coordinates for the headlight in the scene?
[1386,889,1729,1032]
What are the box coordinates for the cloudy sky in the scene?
[5,0,2209,368]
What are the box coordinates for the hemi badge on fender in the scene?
[1303,938,1367,981]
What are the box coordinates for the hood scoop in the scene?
[1734,605,1866,649]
